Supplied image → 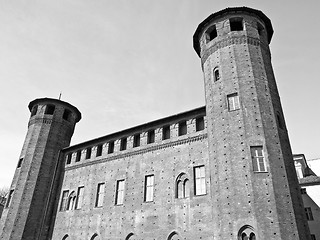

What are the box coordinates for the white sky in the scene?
[0,0,319,188]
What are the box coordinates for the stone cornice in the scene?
[65,133,208,171]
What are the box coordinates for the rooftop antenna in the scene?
[58,92,62,100]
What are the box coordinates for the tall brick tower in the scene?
[0,98,81,240]
[193,7,310,239]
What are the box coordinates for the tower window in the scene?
[108,141,114,154]
[95,183,105,207]
[75,186,84,209]
[205,25,217,43]
[305,207,314,221]
[60,190,69,211]
[96,144,103,157]
[17,157,23,168]
[45,104,55,115]
[115,179,125,205]
[162,125,170,140]
[250,146,267,172]
[63,109,72,122]
[276,112,284,129]
[147,130,155,144]
[227,93,240,111]
[176,173,190,199]
[194,166,206,195]
[66,153,72,165]
[31,105,38,117]
[257,22,264,37]
[230,17,243,31]
[196,117,204,131]
[311,234,316,240]
[67,191,76,210]
[213,68,220,81]
[178,121,187,136]
[5,189,14,208]
[120,138,127,151]
[144,175,154,202]
[133,134,140,148]
[85,147,92,159]
[75,150,81,162]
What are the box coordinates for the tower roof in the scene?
[28,97,82,122]
[193,6,274,57]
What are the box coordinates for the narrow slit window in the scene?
[196,117,204,131]
[178,121,187,136]
[17,157,23,168]
[144,175,154,202]
[133,134,140,148]
[227,93,240,111]
[75,150,81,162]
[63,109,72,122]
[120,138,127,151]
[5,189,14,208]
[147,130,155,144]
[205,25,217,43]
[194,166,206,195]
[213,68,220,81]
[96,144,103,157]
[45,104,55,115]
[162,125,170,140]
[31,105,38,117]
[251,146,267,172]
[277,112,284,129]
[115,179,125,205]
[230,17,243,31]
[108,141,114,154]
[66,153,72,165]
[85,147,92,159]
[95,183,105,207]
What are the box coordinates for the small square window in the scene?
[301,188,307,194]
[45,104,55,115]
[75,150,81,162]
[120,138,127,151]
[205,25,217,43]
[63,109,72,122]
[178,121,187,136]
[147,130,155,144]
[227,93,240,111]
[108,141,114,154]
[196,117,204,131]
[96,144,103,157]
[85,147,92,159]
[31,105,38,117]
[230,18,243,31]
[162,125,170,140]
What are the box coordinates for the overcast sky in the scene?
[0,0,319,188]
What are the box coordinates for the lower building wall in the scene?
[302,188,320,240]
[51,134,210,240]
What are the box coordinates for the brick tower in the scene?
[193,7,310,239]
[0,98,81,240]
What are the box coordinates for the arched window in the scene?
[62,234,69,240]
[125,233,135,240]
[90,233,98,240]
[238,225,255,240]
[213,68,220,81]
[175,173,189,199]
[168,231,181,240]
[67,191,76,210]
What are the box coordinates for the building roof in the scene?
[193,6,274,57]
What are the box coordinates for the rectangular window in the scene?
[144,175,154,202]
[194,166,206,195]
[115,180,125,205]
[120,138,127,151]
[227,93,240,111]
[251,146,267,172]
[5,189,14,208]
[147,130,155,144]
[133,134,140,148]
[45,104,55,115]
[95,183,105,207]
[311,234,316,240]
[60,190,69,211]
[75,186,84,209]
[66,153,72,165]
[305,207,314,221]
[196,117,205,131]
[63,109,72,121]
[162,125,170,140]
[85,147,92,159]
[96,144,103,157]
[17,157,23,168]
[108,141,114,154]
[75,150,81,162]
[230,17,243,31]
[178,121,187,136]
[301,188,307,194]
